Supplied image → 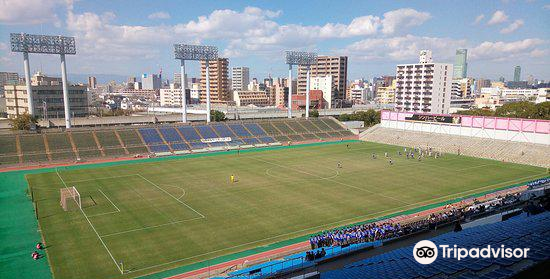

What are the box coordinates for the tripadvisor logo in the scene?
[413,240,530,265]
[413,240,438,264]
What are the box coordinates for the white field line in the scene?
[123,171,546,275]
[137,174,206,219]
[63,174,140,184]
[249,156,411,206]
[100,217,204,238]
[457,163,496,172]
[98,189,121,212]
[55,170,123,274]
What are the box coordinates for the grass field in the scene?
[28,141,547,279]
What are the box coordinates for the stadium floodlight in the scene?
[10,33,77,128]
[174,44,218,61]
[284,51,318,118]
[174,44,219,123]
[284,51,317,66]
[10,33,76,55]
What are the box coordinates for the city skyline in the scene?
[1,0,549,81]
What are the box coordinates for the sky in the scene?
[0,0,549,83]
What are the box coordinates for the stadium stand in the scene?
[0,117,353,166]
[322,211,550,279]
[361,126,550,168]
[213,185,549,279]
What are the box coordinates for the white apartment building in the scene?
[311,75,333,108]
[160,84,183,107]
[232,67,250,91]
[395,51,453,114]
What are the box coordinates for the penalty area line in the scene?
[55,170,124,274]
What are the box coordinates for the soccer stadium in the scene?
[1,2,550,278]
[1,110,549,279]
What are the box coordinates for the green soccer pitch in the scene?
[27,141,546,279]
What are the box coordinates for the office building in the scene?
[514,66,521,82]
[142,74,161,90]
[453,49,468,79]
[231,67,250,91]
[200,58,230,103]
[4,72,88,119]
[394,50,453,114]
[159,84,192,107]
[297,56,347,105]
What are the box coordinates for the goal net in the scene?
[60,187,81,211]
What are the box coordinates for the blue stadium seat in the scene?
[242,138,259,145]
[196,125,218,139]
[321,212,550,279]
[171,143,190,151]
[159,127,183,143]
[138,128,163,144]
[228,124,252,137]
[212,124,237,138]
[244,123,266,136]
[149,144,170,153]
[177,126,202,141]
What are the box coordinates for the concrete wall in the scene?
[381,110,549,145]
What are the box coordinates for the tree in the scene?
[495,101,538,119]
[337,109,381,127]
[310,109,320,118]
[210,110,226,122]
[455,108,495,117]
[9,113,38,131]
[535,102,550,120]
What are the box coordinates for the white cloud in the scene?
[380,8,431,34]
[342,35,548,65]
[544,4,550,10]
[487,10,508,25]
[0,0,68,25]
[344,35,465,62]
[64,6,432,63]
[470,39,545,60]
[148,11,171,20]
[500,19,524,34]
[473,14,485,25]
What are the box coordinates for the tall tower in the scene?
[513,66,521,82]
[453,49,468,79]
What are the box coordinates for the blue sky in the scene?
[1,0,549,82]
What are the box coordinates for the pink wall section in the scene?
[381,111,550,134]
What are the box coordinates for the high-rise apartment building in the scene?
[311,75,333,108]
[453,49,468,79]
[200,58,230,103]
[87,76,97,89]
[514,66,521,82]
[231,67,250,91]
[297,56,347,106]
[395,51,453,114]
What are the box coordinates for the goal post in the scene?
[60,186,82,211]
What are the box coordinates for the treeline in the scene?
[456,101,550,120]
[338,109,381,127]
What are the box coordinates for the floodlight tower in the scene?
[284,51,317,118]
[174,44,218,123]
[10,33,77,128]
